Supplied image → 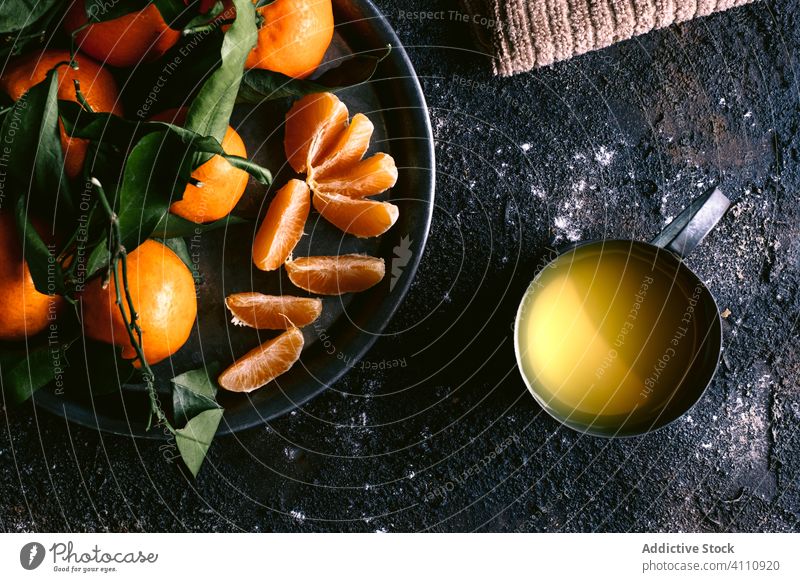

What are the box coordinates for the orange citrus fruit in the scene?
[283,92,399,237]
[0,49,121,178]
[81,240,197,366]
[285,254,385,295]
[312,191,398,238]
[64,0,181,67]
[0,212,62,341]
[226,293,322,329]
[151,108,250,224]
[246,0,334,78]
[311,112,373,178]
[218,327,304,392]
[284,92,348,173]
[312,152,398,198]
[252,179,310,271]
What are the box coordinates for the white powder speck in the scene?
[595,146,615,166]
[531,186,546,199]
[554,216,581,242]
[290,510,306,523]
[520,143,531,151]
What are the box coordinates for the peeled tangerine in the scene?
[226,293,322,329]
[252,179,310,271]
[284,93,399,238]
[218,327,304,393]
[285,255,385,296]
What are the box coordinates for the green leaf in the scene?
[14,196,65,295]
[153,212,247,238]
[0,1,64,58]
[60,102,273,186]
[236,47,391,104]
[0,342,65,405]
[116,132,186,252]
[0,69,71,214]
[175,408,224,477]
[220,154,271,185]
[171,366,222,426]
[0,0,62,34]
[185,0,258,142]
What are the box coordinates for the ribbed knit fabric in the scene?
[462,0,755,76]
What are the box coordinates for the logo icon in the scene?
[20,542,46,570]
[391,236,413,291]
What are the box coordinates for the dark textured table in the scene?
[2,0,799,532]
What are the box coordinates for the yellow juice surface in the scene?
[516,241,712,431]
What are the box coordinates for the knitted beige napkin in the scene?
[462,0,755,76]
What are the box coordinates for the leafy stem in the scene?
[90,177,172,432]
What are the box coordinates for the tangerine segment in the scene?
[284,93,348,173]
[313,191,399,238]
[313,153,398,198]
[253,179,311,271]
[285,255,385,295]
[311,113,374,179]
[218,327,304,392]
[226,293,322,329]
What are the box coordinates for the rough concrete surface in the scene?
[1,0,799,532]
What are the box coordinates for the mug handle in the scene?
[651,187,731,258]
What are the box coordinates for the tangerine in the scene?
[0,212,62,341]
[226,293,322,329]
[246,0,334,78]
[218,327,304,392]
[64,0,181,67]
[81,240,197,366]
[151,109,249,224]
[285,254,385,295]
[0,49,121,178]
